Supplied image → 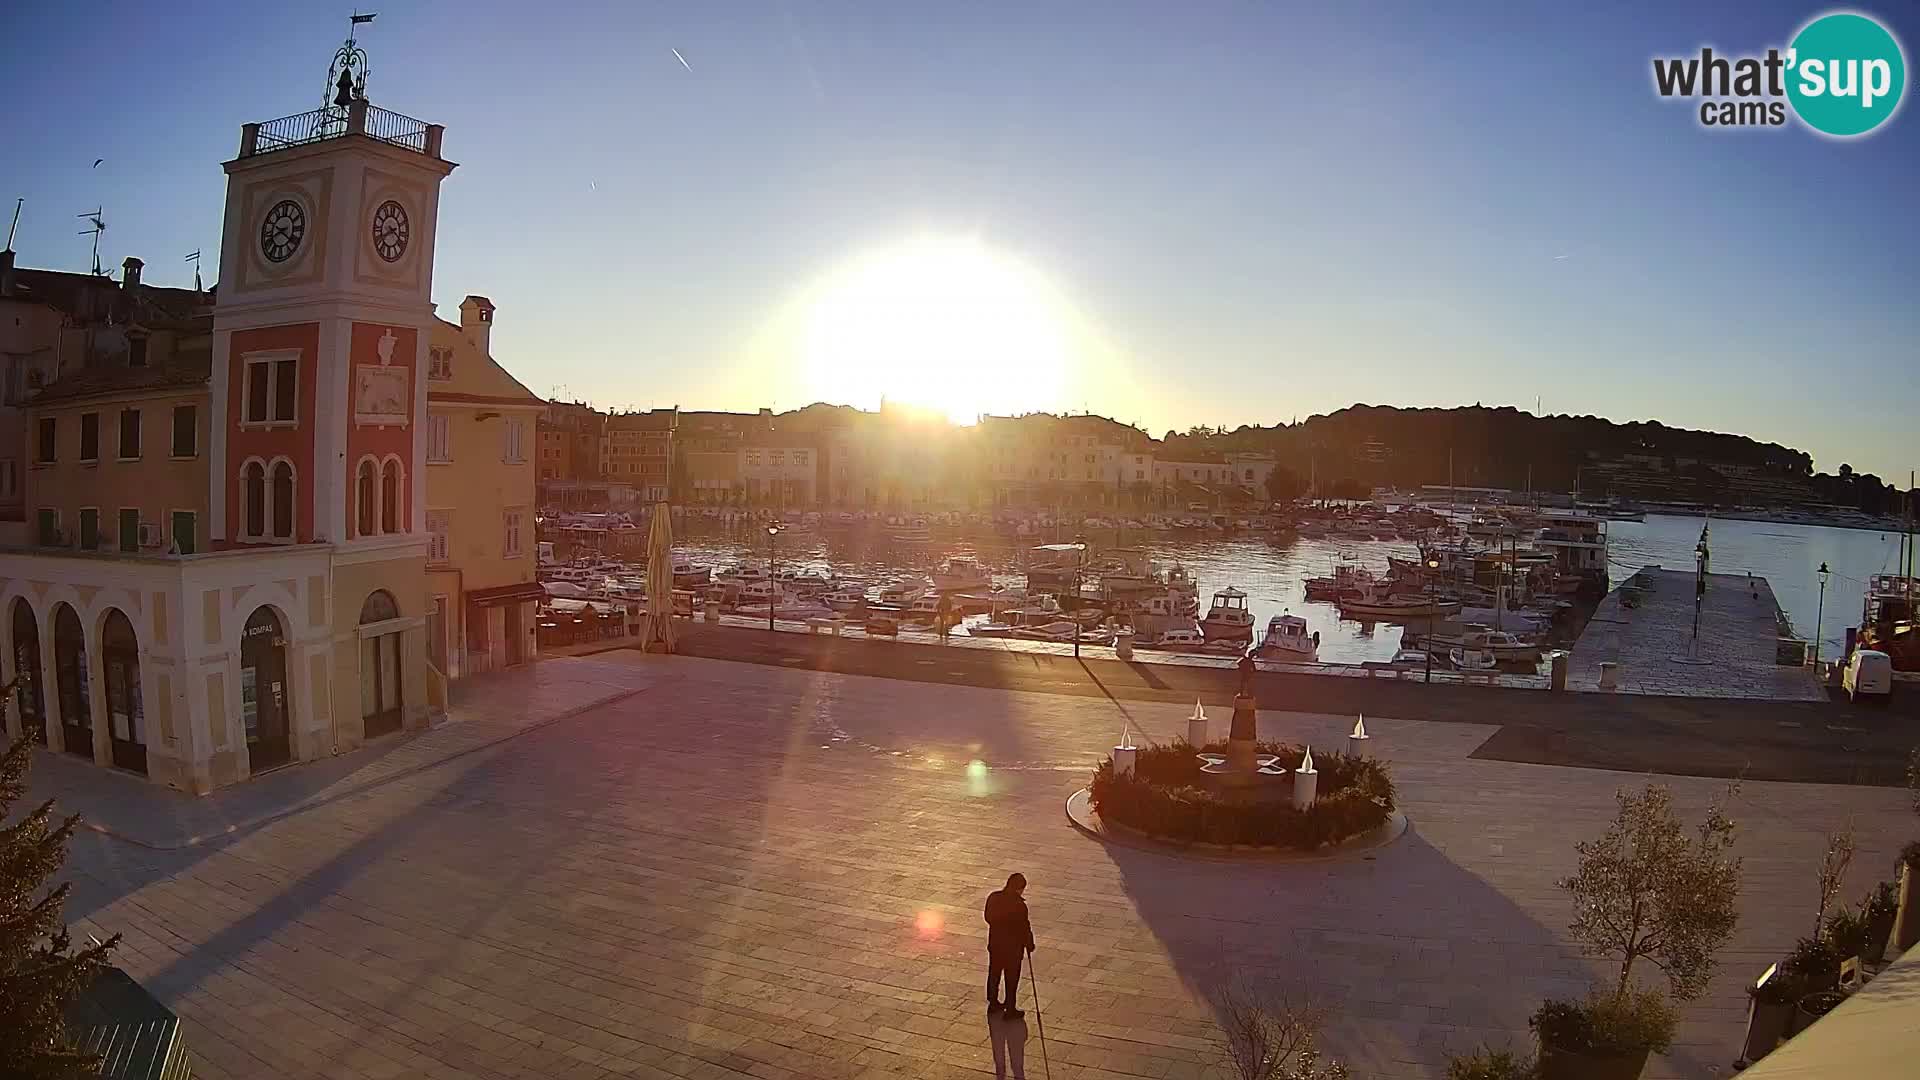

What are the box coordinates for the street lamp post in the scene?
[766,524,781,633]
[1072,534,1085,659]
[1690,539,1707,658]
[1814,561,1831,670]
[1424,556,1441,684]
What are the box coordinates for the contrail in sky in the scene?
[672,47,692,72]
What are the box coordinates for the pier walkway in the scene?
[1568,566,1824,701]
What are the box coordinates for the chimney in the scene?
[121,256,143,289]
[0,249,13,297]
[459,295,495,355]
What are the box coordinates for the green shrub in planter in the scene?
[1901,840,1920,869]
[1087,741,1395,850]
[1823,908,1869,960]
[1446,1046,1538,1080]
[1529,989,1676,1058]
[1860,881,1898,962]
[1782,935,1841,992]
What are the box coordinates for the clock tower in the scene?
[209,28,456,744]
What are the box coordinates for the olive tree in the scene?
[1559,783,1742,1001]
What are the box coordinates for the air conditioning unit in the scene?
[138,522,164,549]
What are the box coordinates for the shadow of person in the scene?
[987,1010,1029,1079]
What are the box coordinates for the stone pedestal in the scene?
[1112,745,1137,777]
[1222,694,1259,784]
[1598,661,1619,690]
[1114,632,1134,661]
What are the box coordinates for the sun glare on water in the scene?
[797,237,1077,424]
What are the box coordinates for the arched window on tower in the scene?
[271,460,294,540]
[356,459,377,538]
[242,460,266,539]
[381,459,402,534]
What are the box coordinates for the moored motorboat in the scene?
[1253,613,1319,661]
[1199,587,1255,641]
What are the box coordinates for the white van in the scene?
[1843,649,1892,703]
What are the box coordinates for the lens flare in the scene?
[915,909,945,938]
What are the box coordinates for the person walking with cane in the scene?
[983,873,1035,1017]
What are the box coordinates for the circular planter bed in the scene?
[1087,741,1395,851]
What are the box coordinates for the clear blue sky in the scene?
[5,2,1916,479]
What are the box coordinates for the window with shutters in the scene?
[79,413,98,462]
[172,405,197,457]
[242,352,298,425]
[427,510,450,564]
[427,413,451,462]
[118,408,141,460]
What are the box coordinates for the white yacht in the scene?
[876,578,931,607]
[1200,587,1255,641]
[825,584,869,611]
[1254,614,1319,661]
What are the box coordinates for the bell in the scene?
[333,67,356,107]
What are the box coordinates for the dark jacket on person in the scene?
[983,888,1034,954]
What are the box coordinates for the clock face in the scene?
[260,199,306,263]
[371,200,410,262]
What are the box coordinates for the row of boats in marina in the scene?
[534,501,1604,670]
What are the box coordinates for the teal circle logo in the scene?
[1786,12,1906,137]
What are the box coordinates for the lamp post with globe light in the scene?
[1814,561,1831,670]
[1424,556,1441,684]
[766,523,781,633]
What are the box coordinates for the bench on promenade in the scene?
[808,617,845,636]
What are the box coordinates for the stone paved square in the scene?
[46,652,1915,1079]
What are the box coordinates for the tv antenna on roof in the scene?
[76,208,106,276]
[184,249,203,292]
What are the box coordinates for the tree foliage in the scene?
[1264,465,1303,504]
[1,728,121,1077]
[1558,783,1742,1002]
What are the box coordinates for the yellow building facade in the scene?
[423,297,543,678]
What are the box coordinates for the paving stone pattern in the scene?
[1570,568,1825,701]
[47,653,1914,1079]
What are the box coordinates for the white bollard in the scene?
[1598,661,1618,690]
[1187,699,1209,747]
[1291,746,1318,809]
[1112,744,1137,777]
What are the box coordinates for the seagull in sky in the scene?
[1552,254,1571,260]
[92,158,104,168]
[671,47,692,72]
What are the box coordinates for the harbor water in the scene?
[664,513,1908,666]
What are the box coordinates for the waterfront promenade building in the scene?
[0,68,455,792]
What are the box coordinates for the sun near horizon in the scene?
[781,235,1097,425]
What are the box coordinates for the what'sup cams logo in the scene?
[1652,10,1906,136]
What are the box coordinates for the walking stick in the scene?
[1026,946,1053,1080]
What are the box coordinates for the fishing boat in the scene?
[1448,646,1499,671]
[1252,614,1319,661]
[671,558,710,589]
[932,556,992,592]
[1200,587,1255,641]
[825,584,869,611]
[1339,585,1462,620]
[1137,625,1207,649]
[1009,620,1081,642]
[876,578,931,607]
[968,622,1015,638]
